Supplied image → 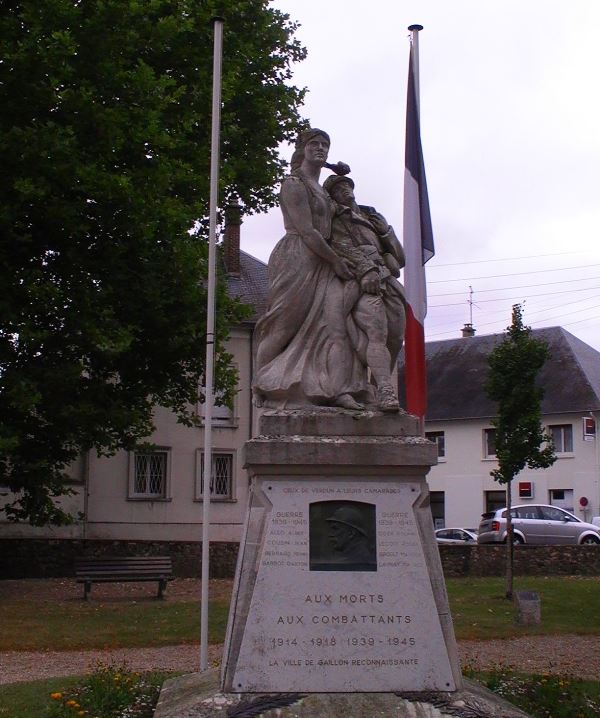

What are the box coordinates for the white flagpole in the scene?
[200,15,224,673]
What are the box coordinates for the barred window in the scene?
[131,450,169,498]
[198,452,233,500]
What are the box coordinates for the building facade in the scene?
[3,228,600,544]
[399,327,600,529]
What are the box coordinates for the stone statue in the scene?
[253,128,405,412]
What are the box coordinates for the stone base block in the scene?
[153,670,532,718]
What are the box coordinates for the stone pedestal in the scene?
[221,408,463,694]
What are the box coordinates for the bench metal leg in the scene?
[157,579,166,600]
[83,581,91,600]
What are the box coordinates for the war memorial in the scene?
[155,129,530,717]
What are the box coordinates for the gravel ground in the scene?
[459,634,600,680]
[2,579,600,685]
[0,644,222,685]
[2,637,600,686]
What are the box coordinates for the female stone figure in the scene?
[253,129,372,409]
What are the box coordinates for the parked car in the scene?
[477,504,600,545]
[435,528,478,545]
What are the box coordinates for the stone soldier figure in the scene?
[323,174,406,412]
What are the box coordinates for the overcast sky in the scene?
[239,0,600,350]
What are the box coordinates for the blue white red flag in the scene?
[403,50,434,420]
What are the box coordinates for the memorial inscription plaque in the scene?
[223,477,456,693]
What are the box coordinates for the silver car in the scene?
[477,504,600,545]
[435,528,478,545]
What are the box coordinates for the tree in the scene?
[485,304,556,598]
[0,0,307,525]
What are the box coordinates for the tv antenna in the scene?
[467,285,482,327]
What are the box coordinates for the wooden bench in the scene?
[75,556,173,600]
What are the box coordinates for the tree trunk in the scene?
[505,481,514,599]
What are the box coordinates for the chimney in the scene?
[222,198,242,276]
[461,323,475,338]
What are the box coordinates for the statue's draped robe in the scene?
[253,175,371,408]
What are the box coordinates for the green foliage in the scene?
[44,664,167,718]
[485,304,556,484]
[465,667,600,718]
[0,1,306,525]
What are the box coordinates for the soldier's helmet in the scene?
[325,505,367,536]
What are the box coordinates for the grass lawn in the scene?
[0,597,229,651]
[0,676,81,718]
[446,576,600,640]
[1,576,600,652]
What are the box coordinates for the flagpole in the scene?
[200,15,224,673]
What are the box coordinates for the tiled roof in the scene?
[225,250,269,324]
[398,326,600,421]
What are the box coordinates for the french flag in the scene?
[403,51,434,420]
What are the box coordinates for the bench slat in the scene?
[76,565,172,572]
[76,556,171,565]
[76,576,169,583]
[76,577,171,581]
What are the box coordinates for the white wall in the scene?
[426,412,600,528]
[85,327,254,542]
